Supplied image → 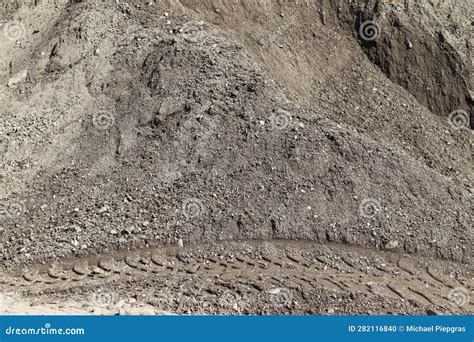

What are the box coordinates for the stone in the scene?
[385,240,399,250]
[8,69,28,88]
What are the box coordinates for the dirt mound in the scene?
[0,0,472,278]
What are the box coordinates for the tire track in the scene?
[1,240,472,312]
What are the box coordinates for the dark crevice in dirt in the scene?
[341,1,473,128]
[365,20,471,128]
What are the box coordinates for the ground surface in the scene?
[2,240,473,315]
[0,0,472,315]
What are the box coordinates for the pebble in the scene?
[8,69,28,88]
[426,309,440,316]
[267,288,281,294]
[385,240,399,250]
[98,206,108,214]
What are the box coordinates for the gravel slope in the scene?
[0,0,472,315]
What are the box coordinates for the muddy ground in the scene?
[0,0,472,315]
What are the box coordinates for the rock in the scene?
[158,97,186,119]
[177,239,184,247]
[385,240,399,250]
[121,227,133,235]
[110,229,118,235]
[8,69,28,88]
[426,309,441,316]
[267,288,281,295]
[116,299,126,308]
[184,37,198,44]
[98,206,109,214]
